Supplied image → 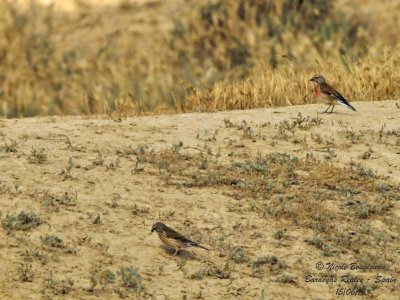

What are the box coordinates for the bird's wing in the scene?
[163,227,195,244]
[320,82,346,101]
[320,83,356,111]
[163,227,208,249]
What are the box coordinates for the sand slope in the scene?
[0,101,399,299]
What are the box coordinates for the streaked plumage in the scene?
[310,75,356,113]
[151,222,209,255]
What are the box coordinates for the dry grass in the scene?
[0,0,399,117]
[184,52,400,112]
[136,146,399,252]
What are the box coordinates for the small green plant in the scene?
[59,192,77,206]
[91,150,105,166]
[41,235,64,248]
[260,289,265,300]
[100,269,116,288]
[377,183,391,194]
[108,193,121,208]
[359,148,373,159]
[176,259,187,271]
[239,120,256,141]
[292,113,323,128]
[322,245,335,257]
[224,118,235,128]
[45,276,74,295]
[0,139,19,152]
[107,157,120,170]
[132,204,150,216]
[310,133,323,144]
[349,162,377,178]
[273,229,285,240]
[97,241,110,256]
[324,147,337,160]
[2,211,42,231]
[377,124,386,143]
[18,262,34,282]
[43,191,77,210]
[92,214,102,224]
[230,246,249,263]
[134,156,144,172]
[250,256,279,268]
[189,271,204,280]
[329,232,353,248]
[28,147,47,163]
[276,274,296,284]
[88,276,97,292]
[60,157,74,180]
[118,266,143,291]
[276,114,322,136]
[304,236,324,249]
[354,201,393,219]
[345,129,363,144]
[355,203,373,219]
[250,255,286,278]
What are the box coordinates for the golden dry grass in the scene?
[0,0,399,117]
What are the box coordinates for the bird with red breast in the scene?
[310,75,356,113]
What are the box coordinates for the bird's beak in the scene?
[309,78,314,82]
[151,228,155,233]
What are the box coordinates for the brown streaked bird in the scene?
[151,222,209,256]
[310,75,356,113]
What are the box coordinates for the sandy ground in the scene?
[0,101,399,299]
[15,0,153,11]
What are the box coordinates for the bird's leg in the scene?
[173,248,179,256]
[329,105,335,113]
[323,105,331,114]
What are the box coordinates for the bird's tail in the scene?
[197,244,209,251]
[338,99,356,112]
[189,241,209,250]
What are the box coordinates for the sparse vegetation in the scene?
[350,162,377,179]
[304,236,324,250]
[18,262,34,283]
[117,266,143,292]
[41,234,64,248]
[100,269,116,287]
[273,229,285,240]
[108,193,121,208]
[91,151,105,167]
[2,211,42,231]
[360,147,374,160]
[345,129,363,144]
[1,106,399,298]
[131,142,399,269]
[60,157,74,180]
[277,274,297,284]
[28,147,48,164]
[0,139,19,153]
[42,191,77,210]
[230,246,250,264]
[44,276,74,295]
[250,256,279,268]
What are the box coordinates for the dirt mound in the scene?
[0,101,399,299]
